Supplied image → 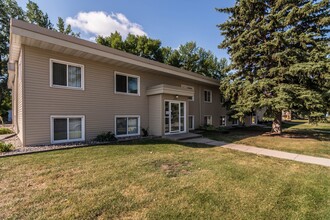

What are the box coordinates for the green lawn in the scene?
[205,121,330,159]
[0,140,330,219]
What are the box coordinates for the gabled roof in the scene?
[9,19,219,86]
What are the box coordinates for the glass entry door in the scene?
[165,101,185,134]
[170,102,180,132]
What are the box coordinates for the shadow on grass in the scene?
[202,122,330,144]
[117,138,214,149]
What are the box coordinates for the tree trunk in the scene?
[271,112,282,134]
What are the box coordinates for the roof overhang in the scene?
[9,19,220,86]
[146,84,195,97]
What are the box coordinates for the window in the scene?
[50,59,84,89]
[204,115,212,125]
[180,103,185,132]
[51,116,85,144]
[232,118,239,125]
[115,116,140,136]
[188,115,194,130]
[251,113,257,124]
[115,72,140,95]
[220,116,226,126]
[204,90,212,103]
[181,85,194,101]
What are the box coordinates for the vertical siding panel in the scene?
[148,95,162,136]
[17,49,24,142]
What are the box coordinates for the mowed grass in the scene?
[0,140,330,219]
[205,121,330,158]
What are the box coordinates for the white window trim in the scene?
[204,115,212,125]
[204,89,212,103]
[232,118,239,125]
[251,115,257,124]
[220,116,227,126]
[115,115,141,137]
[188,115,195,130]
[181,84,195,101]
[50,115,85,144]
[114,71,140,96]
[50,59,85,90]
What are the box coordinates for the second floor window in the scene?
[115,72,140,95]
[51,59,84,89]
[204,90,212,103]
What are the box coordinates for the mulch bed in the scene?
[0,135,156,158]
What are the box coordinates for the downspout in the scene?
[14,62,18,133]
[199,85,202,126]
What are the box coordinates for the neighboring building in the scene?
[8,19,259,146]
[282,111,292,121]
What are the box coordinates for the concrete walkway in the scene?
[182,138,330,167]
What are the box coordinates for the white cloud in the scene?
[66,11,147,39]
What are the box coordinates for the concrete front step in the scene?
[164,133,203,141]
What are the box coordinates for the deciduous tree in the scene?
[0,0,24,118]
[0,0,79,120]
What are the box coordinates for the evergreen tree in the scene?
[26,0,52,29]
[56,17,80,37]
[218,0,330,134]
[177,41,200,72]
[163,48,182,68]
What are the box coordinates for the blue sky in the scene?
[16,0,236,60]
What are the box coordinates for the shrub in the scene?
[141,128,149,137]
[0,128,13,135]
[0,142,13,152]
[94,132,117,142]
[199,124,216,131]
[308,116,328,125]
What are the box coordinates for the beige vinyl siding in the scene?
[186,84,201,129]
[200,85,227,128]
[11,64,17,133]
[17,49,24,143]
[24,46,224,145]
[148,95,163,136]
[24,46,148,145]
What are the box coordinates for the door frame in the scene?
[164,100,186,135]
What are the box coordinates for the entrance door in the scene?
[170,102,180,132]
[165,101,185,134]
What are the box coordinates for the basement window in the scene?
[51,116,85,144]
[115,116,140,137]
